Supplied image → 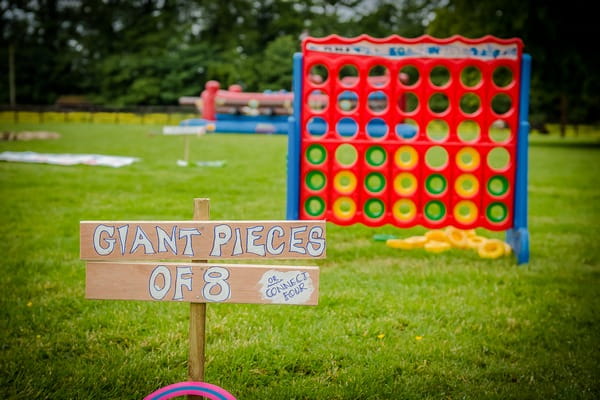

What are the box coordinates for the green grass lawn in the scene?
[1,123,599,399]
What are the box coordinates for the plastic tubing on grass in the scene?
[144,382,236,400]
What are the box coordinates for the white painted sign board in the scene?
[86,262,319,305]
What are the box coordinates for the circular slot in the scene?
[306,144,327,165]
[393,199,417,222]
[395,146,418,169]
[456,147,481,172]
[334,171,357,194]
[333,197,357,220]
[335,143,357,167]
[304,196,325,217]
[424,200,446,222]
[308,64,328,85]
[425,146,449,170]
[399,65,419,86]
[455,174,479,198]
[394,172,417,196]
[425,174,447,195]
[454,200,478,224]
[461,66,482,88]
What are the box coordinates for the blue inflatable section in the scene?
[181,113,418,138]
[181,114,289,135]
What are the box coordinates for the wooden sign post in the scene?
[162,126,206,165]
[80,198,324,392]
[191,199,209,385]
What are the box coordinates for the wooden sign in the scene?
[80,220,326,260]
[81,199,324,387]
[162,126,206,135]
[86,262,319,305]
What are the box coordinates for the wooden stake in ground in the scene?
[189,198,209,387]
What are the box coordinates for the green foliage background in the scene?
[1,0,598,127]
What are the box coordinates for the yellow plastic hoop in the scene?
[478,239,506,258]
[453,200,478,224]
[394,146,418,169]
[456,147,481,171]
[454,173,480,198]
[333,197,356,220]
[392,199,417,222]
[333,171,357,194]
[467,235,486,249]
[424,229,448,243]
[424,240,451,253]
[393,172,417,196]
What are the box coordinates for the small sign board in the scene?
[80,221,326,260]
[163,126,206,135]
[86,262,319,305]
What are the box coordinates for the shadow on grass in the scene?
[529,137,600,149]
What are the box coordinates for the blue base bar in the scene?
[180,117,288,135]
[506,228,530,264]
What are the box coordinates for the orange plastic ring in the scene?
[333,171,357,194]
[478,239,506,258]
[455,173,480,198]
[393,172,417,196]
[394,146,418,169]
[392,199,417,222]
[454,200,478,224]
[456,147,481,171]
[333,197,356,220]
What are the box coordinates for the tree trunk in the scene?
[560,93,568,137]
[9,44,15,105]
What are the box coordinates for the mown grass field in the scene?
[1,122,599,399]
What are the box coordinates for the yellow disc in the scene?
[394,146,418,169]
[456,147,481,171]
[454,173,480,198]
[386,238,413,250]
[333,171,357,194]
[387,235,428,250]
[453,200,478,224]
[424,229,448,242]
[333,197,356,220]
[424,240,451,253]
[466,235,486,249]
[392,199,417,222]
[406,236,428,248]
[444,226,468,248]
[478,238,506,258]
[393,172,417,196]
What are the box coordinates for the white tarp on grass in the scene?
[0,151,139,168]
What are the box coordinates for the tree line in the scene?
[1,0,598,130]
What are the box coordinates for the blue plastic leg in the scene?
[506,228,529,265]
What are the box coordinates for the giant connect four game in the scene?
[286,35,531,263]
